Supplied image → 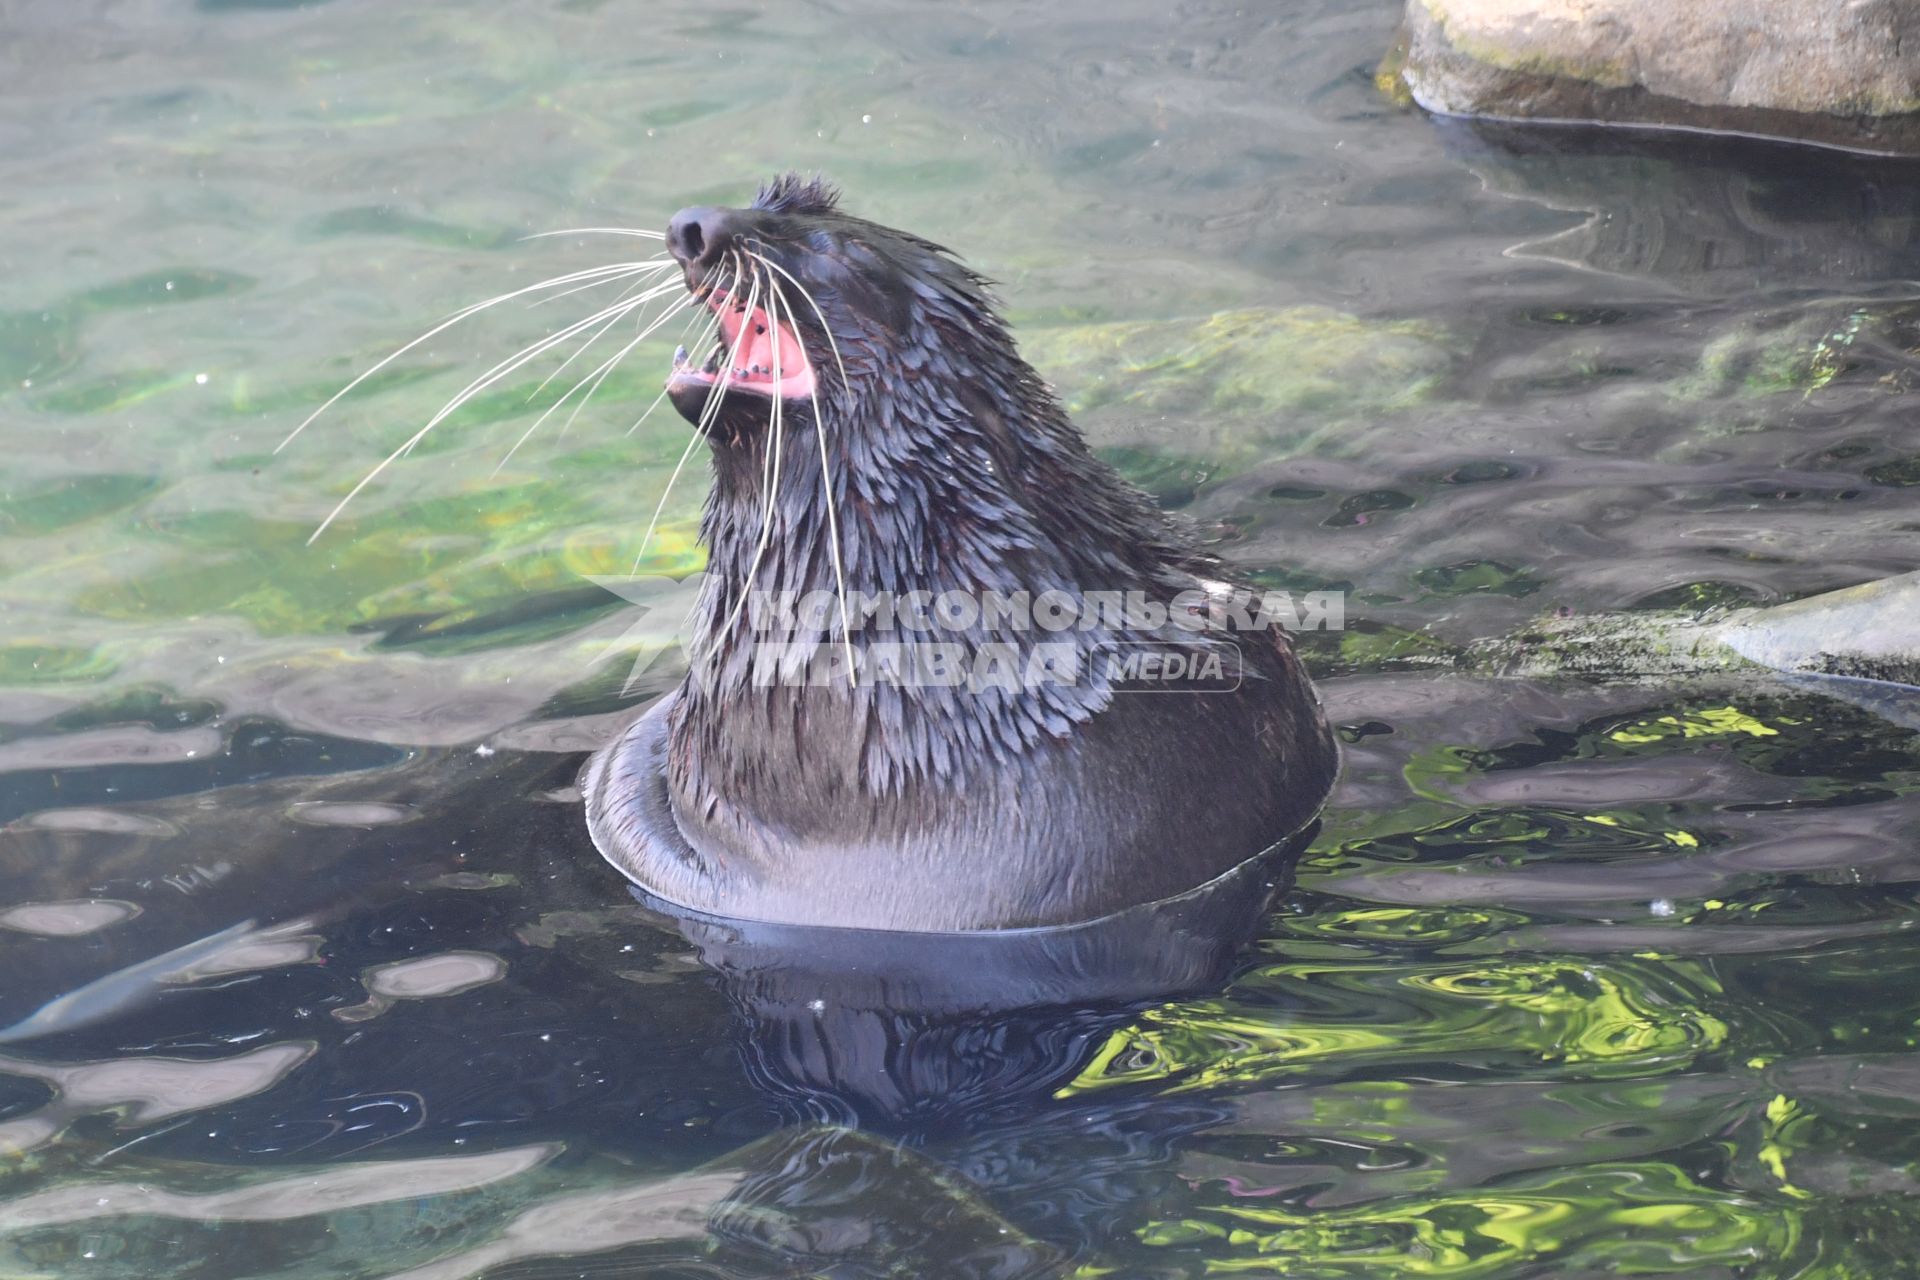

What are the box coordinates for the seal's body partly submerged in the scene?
[583,175,1337,932]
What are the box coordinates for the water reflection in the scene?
[0,898,139,937]
[335,950,509,1022]
[0,920,263,1045]
[0,1040,314,1156]
[3,0,1920,1270]
[1438,119,1920,293]
[6,1142,555,1232]
[0,668,1914,1276]
[663,834,1301,1131]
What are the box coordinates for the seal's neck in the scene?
[696,395,1197,652]
[672,344,1210,799]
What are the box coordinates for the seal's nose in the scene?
[666,206,737,273]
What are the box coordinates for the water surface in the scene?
[4,1,1920,1276]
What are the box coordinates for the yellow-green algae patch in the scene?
[1023,306,1456,425]
[0,643,120,686]
[1142,1161,1797,1277]
[1062,956,1726,1096]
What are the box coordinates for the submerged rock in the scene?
[1462,572,1920,726]
[1024,306,1454,426]
[1398,0,1920,155]
[1716,569,1920,687]
[1428,122,1920,296]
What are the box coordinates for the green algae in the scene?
[312,206,521,250]
[1868,455,1920,486]
[1095,445,1230,508]
[1413,559,1542,598]
[0,644,118,686]
[1,267,259,396]
[1064,956,1728,1096]
[4,686,221,743]
[0,475,160,538]
[1672,308,1871,404]
[61,494,700,640]
[1304,620,1460,676]
[1146,1161,1796,1277]
[1416,0,1638,93]
[1061,681,1920,1274]
[1023,306,1455,427]
[35,368,197,415]
[74,270,255,312]
[0,308,80,386]
[0,1126,1057,1280]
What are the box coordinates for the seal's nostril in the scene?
[667,206,733,271]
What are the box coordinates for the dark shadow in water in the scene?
[635,827,1315,1266]
[0,717,406,826]
[652,830,1305,1136]
[1435,118,1920,294]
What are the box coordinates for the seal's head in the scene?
[581,174,1338,932]
[661,177,835,425]
[660,174,1037,456]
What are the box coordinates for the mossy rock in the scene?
[1400,0,1920,155]
[1023,306,1455,426]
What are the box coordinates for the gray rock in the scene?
[1715,569,1920,687]
[1455,571,1920,734]
[1716,570,1920,730]
[1397,0,1920,155]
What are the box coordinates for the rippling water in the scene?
[4,1,1920,1276]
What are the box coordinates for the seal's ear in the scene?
[752,172,841,217]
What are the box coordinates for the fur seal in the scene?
[583,175,1338,931]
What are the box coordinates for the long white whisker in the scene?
[522,227,666,241]
[527,276,685,402]
[394,289,659,463]
[560,290,705,441]
[625,305,727,577]
[629,428,707,577]
[307,291,658,543]
[526,259,674,311]
[280,262,655,453]
[745,246,855,683]
[744,244,849,393]
[492,293,698,476]
[694,255,756,443]
[681,255,757,685]
[714,259,785,650]
[524,308,632,405]
[621,303,715,443]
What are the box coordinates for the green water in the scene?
[4,0,1920,1276]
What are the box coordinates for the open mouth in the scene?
[668,287,816,401]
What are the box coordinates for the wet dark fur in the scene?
[583,175,1338,931]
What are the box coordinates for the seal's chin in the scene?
[666,287,816,408]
